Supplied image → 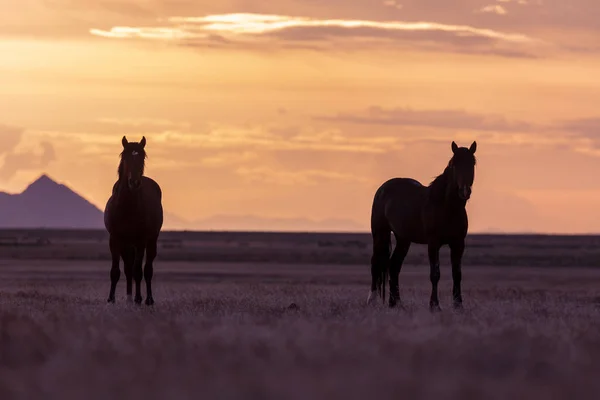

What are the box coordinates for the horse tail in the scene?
[370,183,391,304]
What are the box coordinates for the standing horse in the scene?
[368,141,477,311]
[104,136,163,305]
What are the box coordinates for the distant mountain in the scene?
[0,174,104,229]
[163,211,190,230]
[0,175,365,232]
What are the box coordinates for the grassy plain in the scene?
[1,230,600,399]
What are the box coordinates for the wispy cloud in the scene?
[497,0,530,4]
[315,106,535,132]
[477,5,508,15]
[315,106,600,158]
[235,166,368,186]
[96,117,191,130]
[150,13,535,43]
[383,0,404,10]
[90,12,542,57]
[557,117,600,138]
[32,123,401,157]
[0,125,56,181]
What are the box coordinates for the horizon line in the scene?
[0,228,598,236]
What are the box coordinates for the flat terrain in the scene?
[1,231,600,399]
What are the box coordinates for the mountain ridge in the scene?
[0,174,364,232]
[0,174,105,229]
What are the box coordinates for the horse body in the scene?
[372,178,429,245]
[104,136,163,305]
[369,141,476,310]
[105,176,163,239]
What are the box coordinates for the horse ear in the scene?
[140,136,146,149]
[122,136,128,147]
[469,141,477,154]
[451,141,458,154]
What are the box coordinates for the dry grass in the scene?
[2,259,600,400]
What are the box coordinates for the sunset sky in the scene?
[1,0,600,233]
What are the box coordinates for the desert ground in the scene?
[1,230,600,399]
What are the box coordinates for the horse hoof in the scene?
[134,296,143,305]
[453,302,464,311]
[107,297,115,304]
[389,299,403,309]
[145,298,154,306]
[367,290,378,305]
[430,304,442,313]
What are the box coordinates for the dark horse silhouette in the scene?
[104,136,163,305]
[368,141,477,311]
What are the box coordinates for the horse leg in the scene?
[133,244,145,305]
[389,237,410,308]
[144,238,158,306]
[107,235,120,303]
[122,245,134,302]
[450,239,465,309]
[428,242,442,312]
[368,232,390,305]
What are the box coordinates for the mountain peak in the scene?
[23,174,62,194]
[0,174,105,229]
[33,173,56,185]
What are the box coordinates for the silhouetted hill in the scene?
[0,174,104,229]
[0,176,364,232]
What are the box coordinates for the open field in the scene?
[2,229,600,267]
[1,231,600,399]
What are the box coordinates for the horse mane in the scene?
[428,165,452,203]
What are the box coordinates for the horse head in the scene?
[119,136,147,191]
[449,141,477,201]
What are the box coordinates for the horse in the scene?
[368,140,477,311]
[104,136,164,305]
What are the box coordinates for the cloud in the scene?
[96,117,192,130]
[557,117,600,137]
[314,106,535,132]
[45,109,600,168]
[93,13,536,44]
[477,5,508,15]
[0,125,57,181]
[235,166,368,186]
[553,117,600,156]
[312,106,600,157]
[2,0,598,58]
[90,12,542,57]
[37,124,400,156]
[383,1,404,10]
[0,125,24,152]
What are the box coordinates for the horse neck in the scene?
[114,175,139,206]
[429,166,466,210]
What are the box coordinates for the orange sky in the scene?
[1,0,600,233]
